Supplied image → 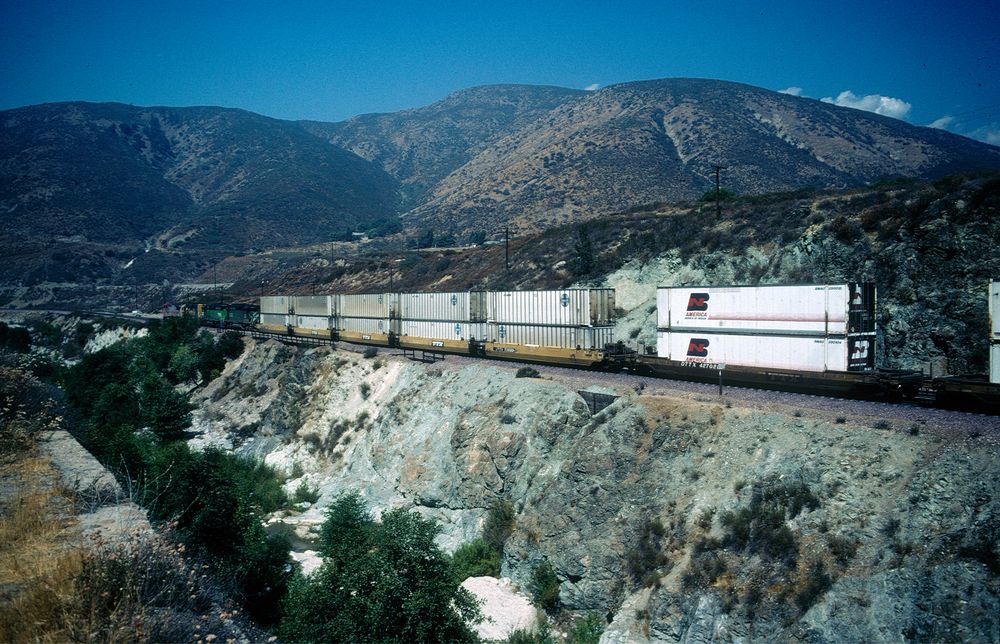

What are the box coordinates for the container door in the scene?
[847,282,877,335]
[470,291,486,322]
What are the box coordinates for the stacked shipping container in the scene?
[655,283,877,373]
[398,291,486,343]
[259,289,617,352]
[486,289,615,350]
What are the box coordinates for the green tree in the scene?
[138,374,192,441]
[571,225,594,276]
[281,500,482,642]
[168,344,199,382]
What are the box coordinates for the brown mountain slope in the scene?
[0,102,401,284]
[403,79,1000,236]
[301,84,585,208]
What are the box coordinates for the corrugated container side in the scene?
[400,292,471,321]
[655,330,855,372]
[991,343,1000,384]
[295,315,332,330]
[260,313,289,327]
[337,316,388,334]
[488,290,594,326]
[589,289,616,325]
[990,281,1000,340]
[400,320,486,341]
[338,293,389,318]
[661,285,848,335]
[489,323,613,349]
[292,295,333,316]
[260,296,290,315]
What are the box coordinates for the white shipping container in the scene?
[400,320,486,341]
[338,293,390,318]
[655,330,870,373]
[293,295,334,316]
[400,292,482,321]
[261,296,290,315]
[656,284,873,335]
[990,281,1000,341]
[488,289,613,327]
[295,314,332,330]
[260,312,289,327]
[337,316,388,335]
[489,323,614,350]
[992,343,1000,385]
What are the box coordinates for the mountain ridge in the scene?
[2,78,998,289]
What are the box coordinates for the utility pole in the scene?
[505,225,510,272]
[712,164,727,218]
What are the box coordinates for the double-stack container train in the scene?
[640,283,911,398]
[254,289,623,367]
[197,281,1000,412]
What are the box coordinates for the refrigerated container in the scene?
[292,295,334,316]
[488,322,614,350]
[261,296,290,315]
[488,289,615,326]
[399,291,486,322]
[655,330,874,373]
[656,283,876,336]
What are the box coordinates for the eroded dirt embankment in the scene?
[190,338,1000,641]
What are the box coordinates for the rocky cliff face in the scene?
[190,338,1000,641]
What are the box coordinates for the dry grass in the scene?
[0,444,261,643]
[0,452,84,643]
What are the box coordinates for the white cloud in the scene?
[584,83,600,91]
[821,90,912,119]
[928,116,954,129]
[968,124,1000,146]
[779,87,803,96]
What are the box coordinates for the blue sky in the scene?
[1,0,997,143]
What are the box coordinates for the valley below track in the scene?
[336,341,1000,444]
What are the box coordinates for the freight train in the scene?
[196,281,1000,412]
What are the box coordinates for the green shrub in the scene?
[451,538,501,581]
[293,481,320,505]
[529,560,561,614]
[483,499,516,555]
[568,611,605,644]
[281,501,481,642]
[515,366,541,378]
[626,518,668,587]
[718,477,818,565]
[362,346,378,359]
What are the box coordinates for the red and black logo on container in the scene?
[687,293,710,311]
[687,338,710,358]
